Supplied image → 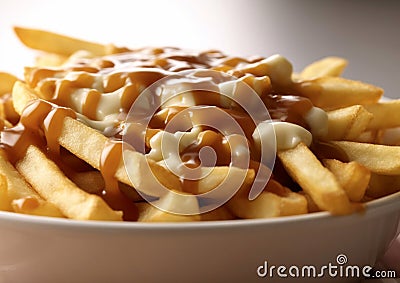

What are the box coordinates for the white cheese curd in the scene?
[253,121,312,153]
[304,106,328,138]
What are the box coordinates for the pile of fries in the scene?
[0,27,399,222]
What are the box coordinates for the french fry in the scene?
[184,167,224,194]
[299,191,321,213]
[0,150,64,217]
[364,100,400,130]
[59,116,182,195]
[136,192,201,222]
[278,142,354,215]
[35,53,68,67]
[0,72,19,96]
[228,191,280,218]
[200,206,235,221]
[0,174,11,211]
[227,189,307,219]
[323,159,370,202]
[352,130,379,144]
[12,80,38,114]
[273,189,308,216]
[122,149,184,197]
[137,202,200,222]
[183,166,254,195]
[14,27,115,56]
[11,197,60,217]
[0,104,5,121]
[16,145,122,221]
[68,170,142,201]
[0,74,21,125]
[300,56,348,80]
[0,167,59,218]
[279,192,308,216]
[12,80,182,195]
[227,178,308,218]
[331,141,400,175]
[325,105,373,140]
[295,77,383,110]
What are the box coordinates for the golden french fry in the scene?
[264,179,308,215]
[291,73,302,81]
[278,142,354,215]
[367,173,400,198]
[185,167,224,194]
[0,171,61,218]
[11,196,61,217]
[137,202,200,222]
[0,104,5,121]
[300,57,348,80]
[364,100,400,130]
[16,145,122,221]
[323,159,370,202]
[200,205,235,221]
[0,150,64,217]
[0,174,11,211]
[278,191,308,216]
[227,189,307,219]
[14,26,113,56]
[68,170,142,202]
[12,81,182,195]
[35,53,68,67]
[227,178,308,218]
[12,198,64,217]
[298,191,320,213]
[325,105,373,140]
[122,149,185,197]
[12,80,38,114]
[295,77,383,110]
[136,192,201,222]
[58,116,182,194]
[182,166,254,195]
[352,130,379,144]
[0,72,19,96]
[331,141,400,175]
[0,76,20,125]
[228,191,280,218]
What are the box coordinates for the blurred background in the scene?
[0,0,399,97]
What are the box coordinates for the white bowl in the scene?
[0,191,399,283]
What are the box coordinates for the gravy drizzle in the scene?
[1,100,76,163]
[100,139,138,221]
[1,46,327,220]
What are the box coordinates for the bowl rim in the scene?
[0,190,399,232]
